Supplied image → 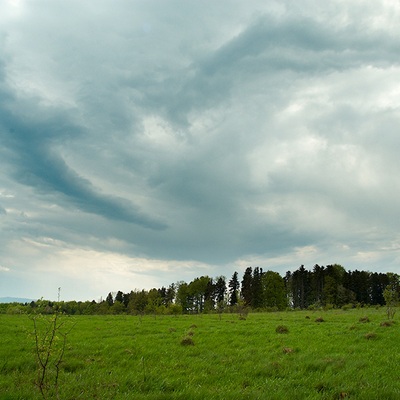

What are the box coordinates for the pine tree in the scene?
[215,276,226,304]
[312,264,325,305]
[291,265,311,309]
[105,292,114,307]
[115,291,124,303]
[241,267,253,307]
[228,272,239,306]
[252,267,264,309]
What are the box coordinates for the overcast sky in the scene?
[1,0,400,301]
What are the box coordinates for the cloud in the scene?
[1,0,400,300]
[142,11,400,130]
[0,81,167,230]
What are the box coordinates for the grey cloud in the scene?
[1,1,400,300]
[201,14,400,78]
[133,13,400,131]
[0,91,166,230]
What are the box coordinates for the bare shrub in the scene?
[380,321,394,327]
[237,304,249,320]
[359,316,370,323]
[30,312,75,399]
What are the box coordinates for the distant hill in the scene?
[0,297,34,304]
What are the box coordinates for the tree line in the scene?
[2,264,399,315]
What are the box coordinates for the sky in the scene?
[1,0,400,302]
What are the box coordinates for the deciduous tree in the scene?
[262,271,287,310]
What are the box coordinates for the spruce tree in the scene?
[241,267,253,307]
[215,276,226,304]
[228,272,239,306]
[105,292,114,307]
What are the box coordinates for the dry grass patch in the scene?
[283,347,294,354]
[275,325,289,334]
[365,332,377,340]
[180,336,195,346]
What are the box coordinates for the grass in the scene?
[0,308,399,399]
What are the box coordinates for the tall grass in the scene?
[0,308,398,399]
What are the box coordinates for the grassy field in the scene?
[0,308,399,399]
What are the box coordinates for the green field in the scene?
[1,308,399,399]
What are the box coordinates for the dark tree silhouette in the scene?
[241,267,253,306]
[228,271,240,306]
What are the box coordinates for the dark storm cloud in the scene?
[0,83,166,230]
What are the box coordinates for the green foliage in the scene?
[3,266,396,318]
[383,273,399,320]
[263,271,287,310]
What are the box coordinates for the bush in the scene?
[341,303,354,311]
[315,317,325,323]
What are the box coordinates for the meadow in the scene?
[0,308,399,399]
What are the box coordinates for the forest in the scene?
[2,264,399,316]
